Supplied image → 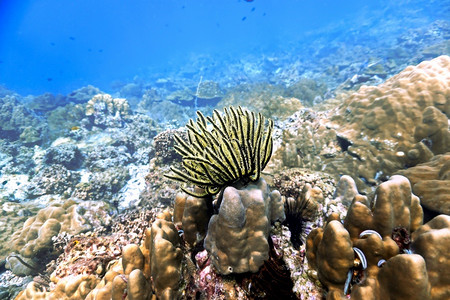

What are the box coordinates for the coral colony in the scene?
[0,6,449,298]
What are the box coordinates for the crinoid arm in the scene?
[164,106,274,197]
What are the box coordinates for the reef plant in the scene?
[165,106,274,197]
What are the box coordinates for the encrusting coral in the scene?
[165,106,274,197]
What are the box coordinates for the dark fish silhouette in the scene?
[245,0,254,2]
[69,36,75,41]
[242,16,247,21]
[47,78,53,81]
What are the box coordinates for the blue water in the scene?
[0,0,448,95]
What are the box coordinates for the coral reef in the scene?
[218,83,303,119]
[43,144,83,170]
[7,200,113,276]
[72,167,129,202]
[66,86,102,104]
[0,95,46,145]
[0,201,39,261]
[1,22,449,300]
[25,165,81,198]
[139,168,181,208]
[84,146,131,172]
[85,244,153,300]
[167,88,195,106]
[153,129,184,165]
[306,175,432,299]
[285,78,328,107]
[330,55,450,176]
[150,215,183,299]
[16,274,100,300]
[196,80,224,106]
[27,92,66,113]
[46,103,86,141]
[85,94,131,128]
[272,55,450,194]
[85,211,181,300]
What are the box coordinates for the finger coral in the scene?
[165,106,274,197]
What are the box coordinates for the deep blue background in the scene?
[0,0,446,95]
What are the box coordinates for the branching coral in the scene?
[165,106,274,197]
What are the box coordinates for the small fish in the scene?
[71,126,81,131]
[50,42,55,46]
[242,16,247,21]
[245,0,254,2]
[69,36,75,41]
[47,78,53,82]
[251,7,255,12]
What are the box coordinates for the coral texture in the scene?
[272,56,450,193]
[204,177,285,275]
[173,192,210,247]
[85,94,130,128]
[306,175,429,299]
[8,200,112,275]
[411,215,450,300]
[217,83,304,119]
[397,152,450,215]
[16,274,99,300]
[329,55,450,181]
[150,217,183,299]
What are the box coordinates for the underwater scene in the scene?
[0,0,449,299]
